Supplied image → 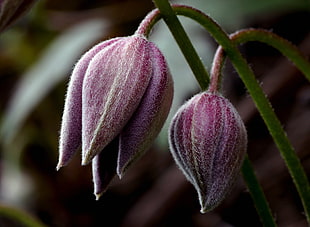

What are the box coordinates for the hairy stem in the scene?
[172,4,310,223]
[209,46,225,93]
[151,1,209,90]
[230,28,310,80]
[151,0,277,225]
[135,8,162,37]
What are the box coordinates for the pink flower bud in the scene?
[58,38,121,168]
[169,92,247,213]
[81,35,153,165]
[57,35,173,197]
[0,0,37,32]
[117,42,173,178]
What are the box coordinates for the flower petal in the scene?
[82,35,152,165]
[57,38,120,169]
[92,136,119,199]
[117,42,173,177]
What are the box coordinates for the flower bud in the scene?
[117,42,173,177]
[81,35,153,165]
[58,38,121,169]
[169,92,247,213]
[58,34,173,198]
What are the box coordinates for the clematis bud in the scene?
[57,34,173,197]
[169,92,247,213]
[0,0,37,32]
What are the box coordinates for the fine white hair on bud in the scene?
[169,92,247,213]
[58,34,173,198]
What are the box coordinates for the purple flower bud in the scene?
[92,136,119,199]
[117,43,173,178]
[0,0,37,32]
[169,92,247,213]
[58,38,121,169]
[58,34,173,197]
[81,35,154,165]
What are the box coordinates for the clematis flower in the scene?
[0,0,37,32]
[57,34,173,198]
[169,91,247,213]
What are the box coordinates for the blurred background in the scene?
[0,0,309,226]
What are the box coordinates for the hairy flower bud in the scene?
[81,36,153,165]
[58,34,173,197]
[58,38,121,168]
[169,92,247,213]
[0,0,37,32]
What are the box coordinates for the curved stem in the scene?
[209,28,310,126]
[151,1,209,90]
[209,46,225,93]
[171,4,310,223]
[211,28,310,96]
[152,0,276,225]
[230,28,310,81]
[135,8,162,38]
[0,204,47,227]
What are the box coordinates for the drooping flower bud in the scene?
[0,0,37,32]
[57,34,173,197]
[169,92,247,213]
[58,38,121,169]
[117,42,173,177]
[81,35,154,165]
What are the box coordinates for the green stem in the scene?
[171,4,310,223]
[209,46,225,93]
[135,8,162,38]
[230,28,310,81]
[241,155,276,226]
[0,204,47,227]
[151,1,209,90]
[209,26,310,224]
[210,28,310,96]
[151,0,276,225]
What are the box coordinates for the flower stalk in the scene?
[58,33,173,197]
[211,28,310,224]
[152,0,310,224]
[147,2,209,90]
[151,1,275,224]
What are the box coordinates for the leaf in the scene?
[0,19,110,144]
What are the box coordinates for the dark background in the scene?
[0,0,309,226]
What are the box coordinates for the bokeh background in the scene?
[0,0,309,226]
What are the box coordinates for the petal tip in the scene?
[95,192,103,201]
[56,158,67,171]
[116,162,126,179]
[116,170,124,180]
[56,164,62,171]
[82,153,93,166]
[81,159,89,166]
[200,207,208,214]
